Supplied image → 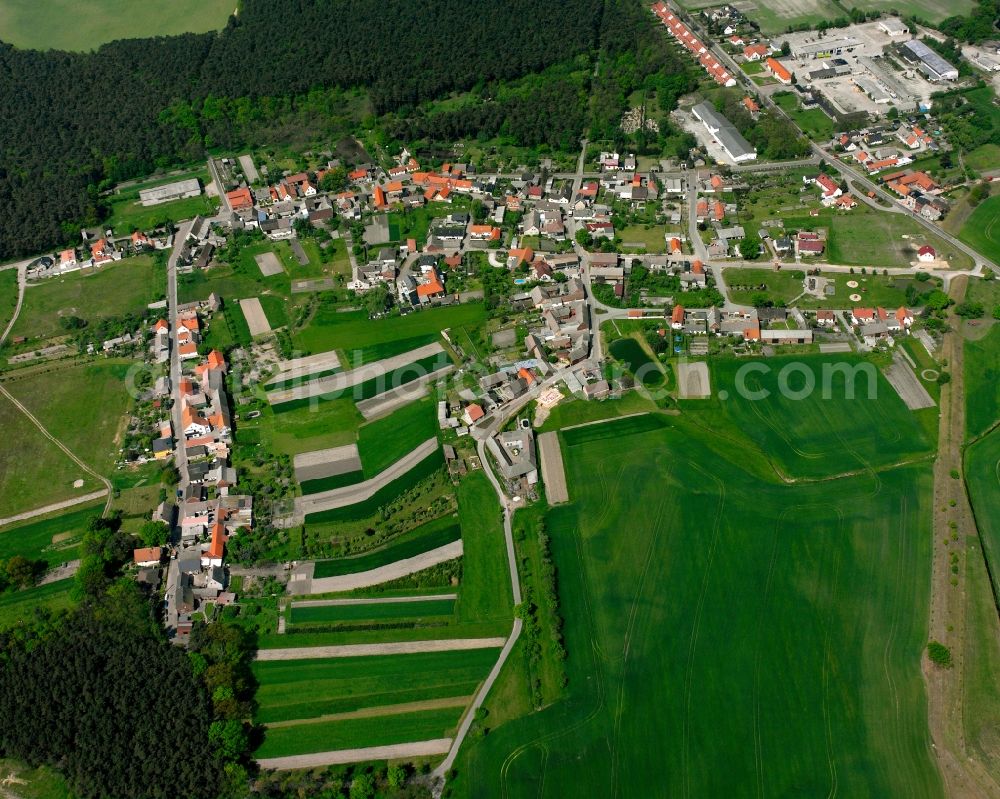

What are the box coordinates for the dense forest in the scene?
[0,0,604,259]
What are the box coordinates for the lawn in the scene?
[105,194,217,235]
[0,578,74,628]
[453,409,940,797]
[0,391,102,518]
[254,706,464,759]
[965,326,1000,440]
[683,355,933,479]
[289,598,456,625]
[5,360,135,473]
[960,194,1000,267]
[294,305,485,355]
[312,515,461,577]
[10,256,163,342]
[608,336,665,387]
[252,648,498,725]
[0,501,103,567]
[773,92,833,140]
[0,0,234,51]
[455,472,514,625]
[617,225,668,254]
[723,266,922,308]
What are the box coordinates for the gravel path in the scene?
[255,636,505,660]
[267,342,444,404]
[256,739,453,771]
[293,593,457,608]
[304,540,463,594]
[0,489,107,529]
[295,438,439,516]
[538,432,568,504]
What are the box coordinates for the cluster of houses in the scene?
[669,304,814,344]
[846,305,914,346]
[883,170,948,221]
[32,229,162,280]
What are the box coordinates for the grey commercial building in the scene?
[901,39,958,81]
[692,102,757,163]
[138,178,202,206]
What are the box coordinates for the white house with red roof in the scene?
[917,245,936,262]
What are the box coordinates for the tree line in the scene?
[0,0,604,259]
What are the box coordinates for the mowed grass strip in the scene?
[294,305,485,354]
[290,598,456,625]
[254,706,463,759]
[304,447,445,523]
[0,501,103,566]
[312,517,460,578]
[252,648,497,725]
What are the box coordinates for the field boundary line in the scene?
[255,636,505,660]
[560,411,650,432]
[256,738,453,770]
[0,490,108,529]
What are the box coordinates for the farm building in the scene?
[139,178,202,206]
[692,102,757,163]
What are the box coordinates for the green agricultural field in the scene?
[0,0,234,51]
[5,361,134,473]
[537,391,658,433]
[965,326,1000,440]
[960,195,1000,267]
[0,501,103,567]
[248,398,363,458]
[10,256,163,342]
[849,0,975,22]
[967,429,1000,597]
[342,333,440,368]
[0,392,102,518]
[294,305,485,355]
[741,0,841,35]
[686,355,933,478]
[454,410,940,798]
[312,516,460,578]
[356,397,438,478]
[455,472,514,624]
[254,706,464,759]
[0,578,74,628]
[252,648,498,725]
[289,598,456,625]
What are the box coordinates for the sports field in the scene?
[454,378,940,796]
[960,195,1000,270]
[0,0,235,51]
[10,256,163,342]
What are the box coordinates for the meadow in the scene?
[294,305,485,355]
[10,256,163,342]
[455,473,514,624]
[0,578,74,627]
[0,392,101,518]
[0,269,19,340]
[5,361,135,473]
[960,195,1000,268]
[0,0,234,51]
[454,409,941,798]
[0,501,103,567]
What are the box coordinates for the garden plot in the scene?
[538,432,568,505]
[239,297,271,336]
[255,251,285,277]
[884,355,935,411]
[677,361,711,399]
[355,365,454,420]
[293,444,362,483]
